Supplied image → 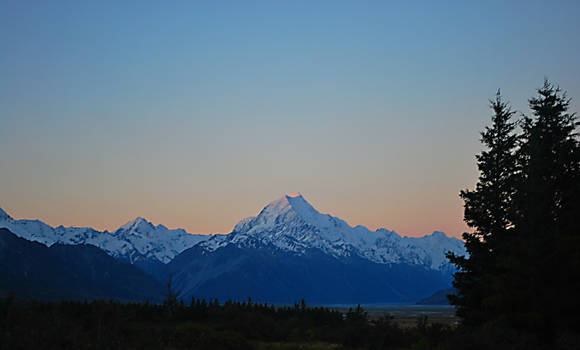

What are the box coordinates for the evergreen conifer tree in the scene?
[450,80,580,346]
[447,90,519,327]
[505,80,580,338]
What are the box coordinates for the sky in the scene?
[1,1,579,238]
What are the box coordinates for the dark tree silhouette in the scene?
[506,80,580,339]
[447,90,519,327]
[163,273,181,317]
[449,80,580,347]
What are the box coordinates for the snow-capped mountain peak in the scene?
[243,194,350,238]
[200,194,466,271]
[118,217,152,232]
[258,193,317,217]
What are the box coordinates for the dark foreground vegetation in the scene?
[0,295,522,350]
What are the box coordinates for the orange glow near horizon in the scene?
[0,190,469,240]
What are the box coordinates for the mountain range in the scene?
[0,194,466,303]
[0,207,207,276]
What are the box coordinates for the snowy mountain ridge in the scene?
[0,194,465,271]
[199,194,465,271]
[0,210,208,264]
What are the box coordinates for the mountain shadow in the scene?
[0,228,164,302]
[166,243,452,304]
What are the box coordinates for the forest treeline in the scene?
[0,295,461,350]
[448,79,580,349]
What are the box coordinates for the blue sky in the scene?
[1,1,579,237]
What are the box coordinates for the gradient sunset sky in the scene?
[1,1,579,238]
